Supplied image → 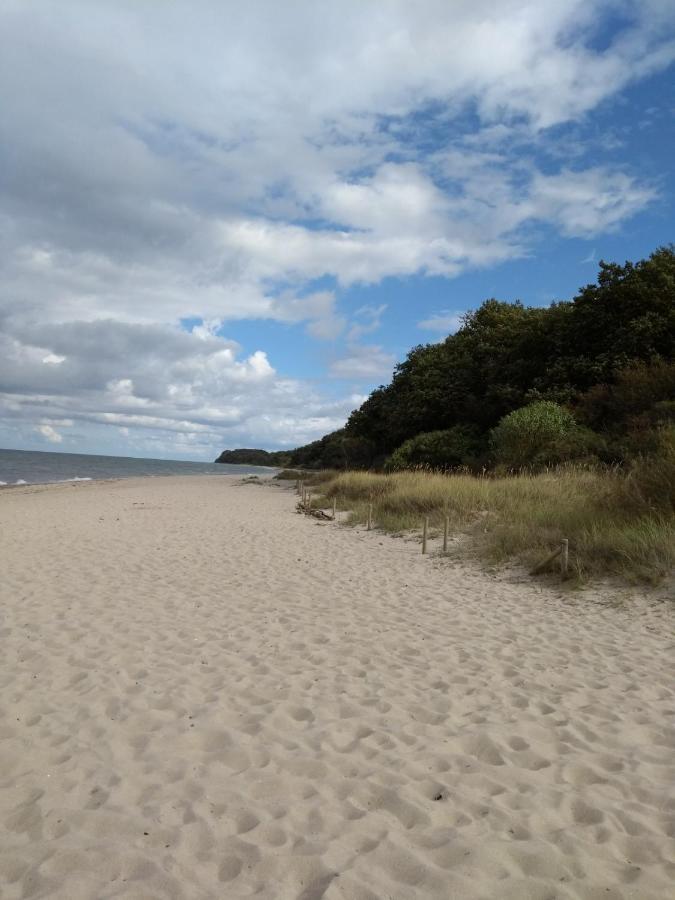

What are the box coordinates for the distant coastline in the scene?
[215,447,291,467]
[0,447,276,487]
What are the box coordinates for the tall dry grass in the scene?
[312,464,674,583]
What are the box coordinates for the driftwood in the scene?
[530,539,570,577]
[296,501,334,520]
[529,546,561,575]
[307,508,334,520]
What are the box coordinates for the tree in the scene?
[385,425,482,472]
[236,246,675,472]
[563,245,675,388]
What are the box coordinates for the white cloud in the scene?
[305,316,346,340]
[528,168,656,236]
[418,312,465,334]
[348,304,387,341]
[0,319,359,453]
[2,2,670,326]
[37,423,63,443]
[321,164,449,237]
[330,345,396,380]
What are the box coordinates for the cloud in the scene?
[37,423,63,444]
[1,1,673,450]
[347,305,387,341]
[2,2,671,323]
[268,290,346,340]
[418,312,465,334]
[305,315,346,340]
[0,317,359,454]
[528,168,657,236]
[330,345,396,380]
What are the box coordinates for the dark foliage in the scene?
[217,246,675,471]
[385,425,482,471]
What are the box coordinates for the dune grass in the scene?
[304,465,674,584]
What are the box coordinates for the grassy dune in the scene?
[296,460,674,584]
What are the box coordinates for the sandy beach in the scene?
[1,475,674,900]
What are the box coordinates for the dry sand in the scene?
[1,474,674,900]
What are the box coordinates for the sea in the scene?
[0,448,277,487]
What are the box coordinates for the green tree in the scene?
[562,245,675,388]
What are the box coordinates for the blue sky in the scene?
[1,0,674,459]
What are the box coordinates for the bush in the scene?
[576,360,675,433]
[385,425,481,472]
[622,425,675,516]
[530,425,608,468]
[490,401,577,468]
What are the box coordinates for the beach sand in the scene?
[1,475,673,900]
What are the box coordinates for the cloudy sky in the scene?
[1,0,674,459]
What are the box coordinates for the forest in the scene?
[281,246,674,473]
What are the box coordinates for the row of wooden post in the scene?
[296,479,569,578]
[297,480,337,520]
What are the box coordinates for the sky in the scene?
[1,0,674,460]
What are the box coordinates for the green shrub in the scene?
[385,425,481,472]
[623,425,675,515]
[576,360,675,433]
[490,401,577,468]
[530,425,607,468]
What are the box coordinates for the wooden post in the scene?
[306,491,311,510]
[332,497,337,520]
[422,517,428,554]
[367,503,372,531]
[443,516,449,552]
[560,539,569,578]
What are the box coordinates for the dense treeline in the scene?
[283,246,675,471]
[216,247,674,472]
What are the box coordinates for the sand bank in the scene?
[1,475,673,899]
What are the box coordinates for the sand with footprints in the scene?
[1,475,674,899]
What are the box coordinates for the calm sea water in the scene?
[0,448,276,486]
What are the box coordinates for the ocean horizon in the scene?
[0,447,276,486]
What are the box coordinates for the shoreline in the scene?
[0,446,278,490]
[2,475,673,899]
[0,469,276,491]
